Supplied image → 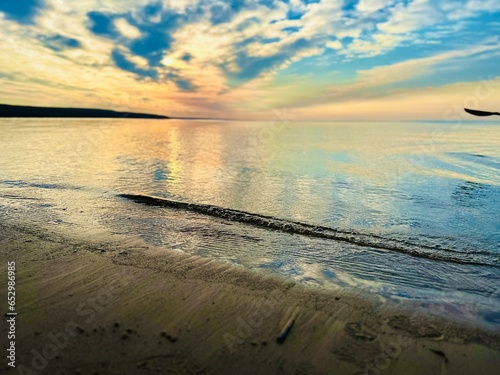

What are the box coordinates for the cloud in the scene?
[111,49,157,79]
[114,18,142,39]
[129,29,173,66]
[209,0,246,25]
[293,77,500,120]
[246,40,500,117]
[356,0,397,14]
[40,34,81,52]
[326,40,342,49]
[0,0,498,119]
[447,0,500,20]
[378,0,440,34]
[356,43,500,86]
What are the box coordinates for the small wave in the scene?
[119,194,498,268]
[0,180,82,191]
[447,152,500,170]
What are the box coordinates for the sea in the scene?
[1,118,499,328]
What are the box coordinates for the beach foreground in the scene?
[1,222,499,375]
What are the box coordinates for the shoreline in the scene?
[1,221,499,374]
[0,104,168,119]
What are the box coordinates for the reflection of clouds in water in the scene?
[152,163,171,182]
[2,119,500,330]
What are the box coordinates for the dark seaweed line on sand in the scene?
[118,194,497,268]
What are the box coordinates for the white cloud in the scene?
[346,33,405,57]
[357,0,397,14]
[357,43,500,85]
[326,40,342,50]
[293,76,500,120]
[447,0,500,20]
[268,41,500,115]
[344,0,463,58]
[114,18,141,39]
[0,0,498,119]
[378,0,441,34]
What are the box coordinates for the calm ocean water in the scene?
[1,118,499,325]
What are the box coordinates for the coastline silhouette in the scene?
[0,103,168,119]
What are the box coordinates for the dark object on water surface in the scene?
[0,104,168,119]
[464,108,500,117]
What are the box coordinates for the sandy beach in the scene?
[1,0,500,373]
[1,219,499,375]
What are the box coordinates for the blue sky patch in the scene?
[282,26,302,34]
[287,9,305,20]
[144,1,163,17]
[41,35,81,52]
[180,53,192,62]
[175,79,196,92]
[0,0,41,24]
[88,11,116,36]
[130,30,172,66]
[111,49,158,79]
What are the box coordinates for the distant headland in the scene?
[0,104,169,119]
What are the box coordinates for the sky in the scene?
[0,0,499,120]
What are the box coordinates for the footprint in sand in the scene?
[345,322,377,341]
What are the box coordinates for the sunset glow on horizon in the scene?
[1,0,499,120]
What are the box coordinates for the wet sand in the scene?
[1,221,499,375]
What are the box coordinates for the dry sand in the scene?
[1,221,499,375]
